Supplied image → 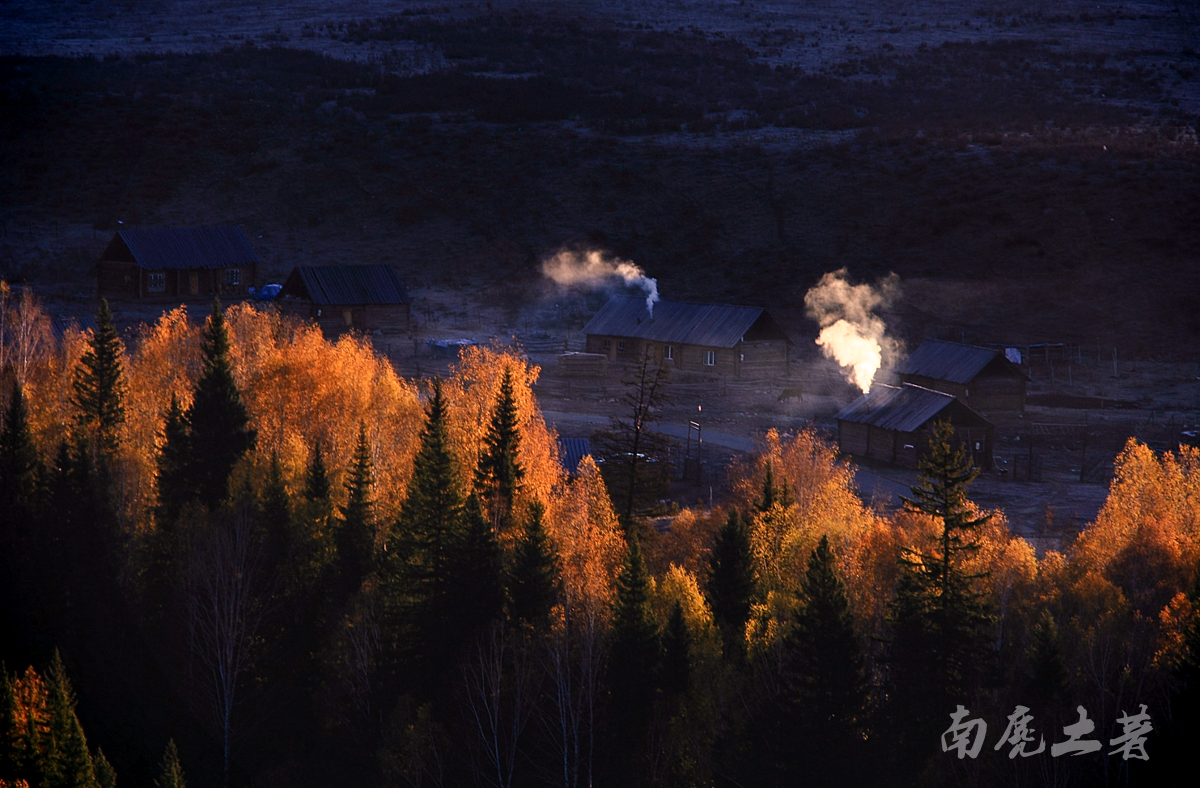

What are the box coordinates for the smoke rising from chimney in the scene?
[804,269,900,394]
[542,250,660,316]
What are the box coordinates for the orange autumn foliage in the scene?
[545,455,625,623]
[440,345,563,514]
[1070,439,1200,616]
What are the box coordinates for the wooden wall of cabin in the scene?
[967,374,1026,412]
[96,261,140,298]
[737,339,789,379]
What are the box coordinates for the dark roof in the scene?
[51,315,98,342]
[898,339,1024,384]
[582,295,787,349]
[106,226,259,270]
[836,383,991,432]
[281,265,409,306]
[557,437,593,475]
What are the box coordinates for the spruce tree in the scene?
[706,509,756,659]
[0,663,17,776]
[474,367,524,531]
[260,452,291,564]
[45,651,97,788]
[451,493,503,637]
[92,749,116,788]
[607,535,659,785]
[780,535,870,784]
[661,600,691,699]
[71,299,125,459]
[0,380,42,525]
[389,379,466,686]
[506,501,560,630]
[889,420,994,766]
[338,422,376,593]
[303,442,331,502]
[155,394,193,525]
[155,739,186,788]
[186,299,255,507]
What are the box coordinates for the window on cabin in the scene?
[617,341,626,351]
[665,345,674,360]
[704,350,716,366]
[226,269,241,286]
[147,272,165,292]
[603,339,612,351]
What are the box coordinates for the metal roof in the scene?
[898,339,1015,384]
[113,226,259,270]
[836,383,988,432]
[557,437,593,475]
[582,295,777,349]
[283,265,409,306]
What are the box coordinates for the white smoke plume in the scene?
[542,250,660,316]
[804,269,900,394]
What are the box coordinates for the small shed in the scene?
[278,265,409,333]
[582,295,791,379]
[898,340,1028,412]
[96,226,259,299]
[836,383,994,470]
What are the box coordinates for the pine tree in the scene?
[71,299,125,459]
[260,452,291,564]
[0,380,42,525]
[44,651,97,788]
[389,379,467,686]
[92,749,116,788]
[474,367,524,531]
[607,535,659,785]
[506,501,560,630]
[660,600,691,699]
[155,739,186,788]
[303,442,331,502]
[706,509,756,659]
[338,422,376,594]
[186,299,255,507]
[780,535,870,784]
[889,420,994,767]
[155,394,193,525]
[0,663,17,776]
[451,493,503,637]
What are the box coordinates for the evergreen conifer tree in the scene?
[506,501,560,630]
[889,420,993,766]
[390,379,466,685]
[155,394,193,526]
[451,493,503,636]
[92,749,116,788]
[607,536,659,785]
[338,422,376,593]
[660,600,691,699]
[780,535,870,784]
[260,452,291,564]
[0,663,17,776]
[303,442,331,503]
[71,299,125,459]
[474,368,524,531]
[186,299,255,507]
[0,380,42,525]
[706,509,756,659]
[45,651,98,788]
[155,739,186,788]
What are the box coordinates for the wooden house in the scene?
[278,265,409,333]
[836,383,994,470]
[898,339,1028,412]
[96,226,258,299]
[582,295,791,379]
